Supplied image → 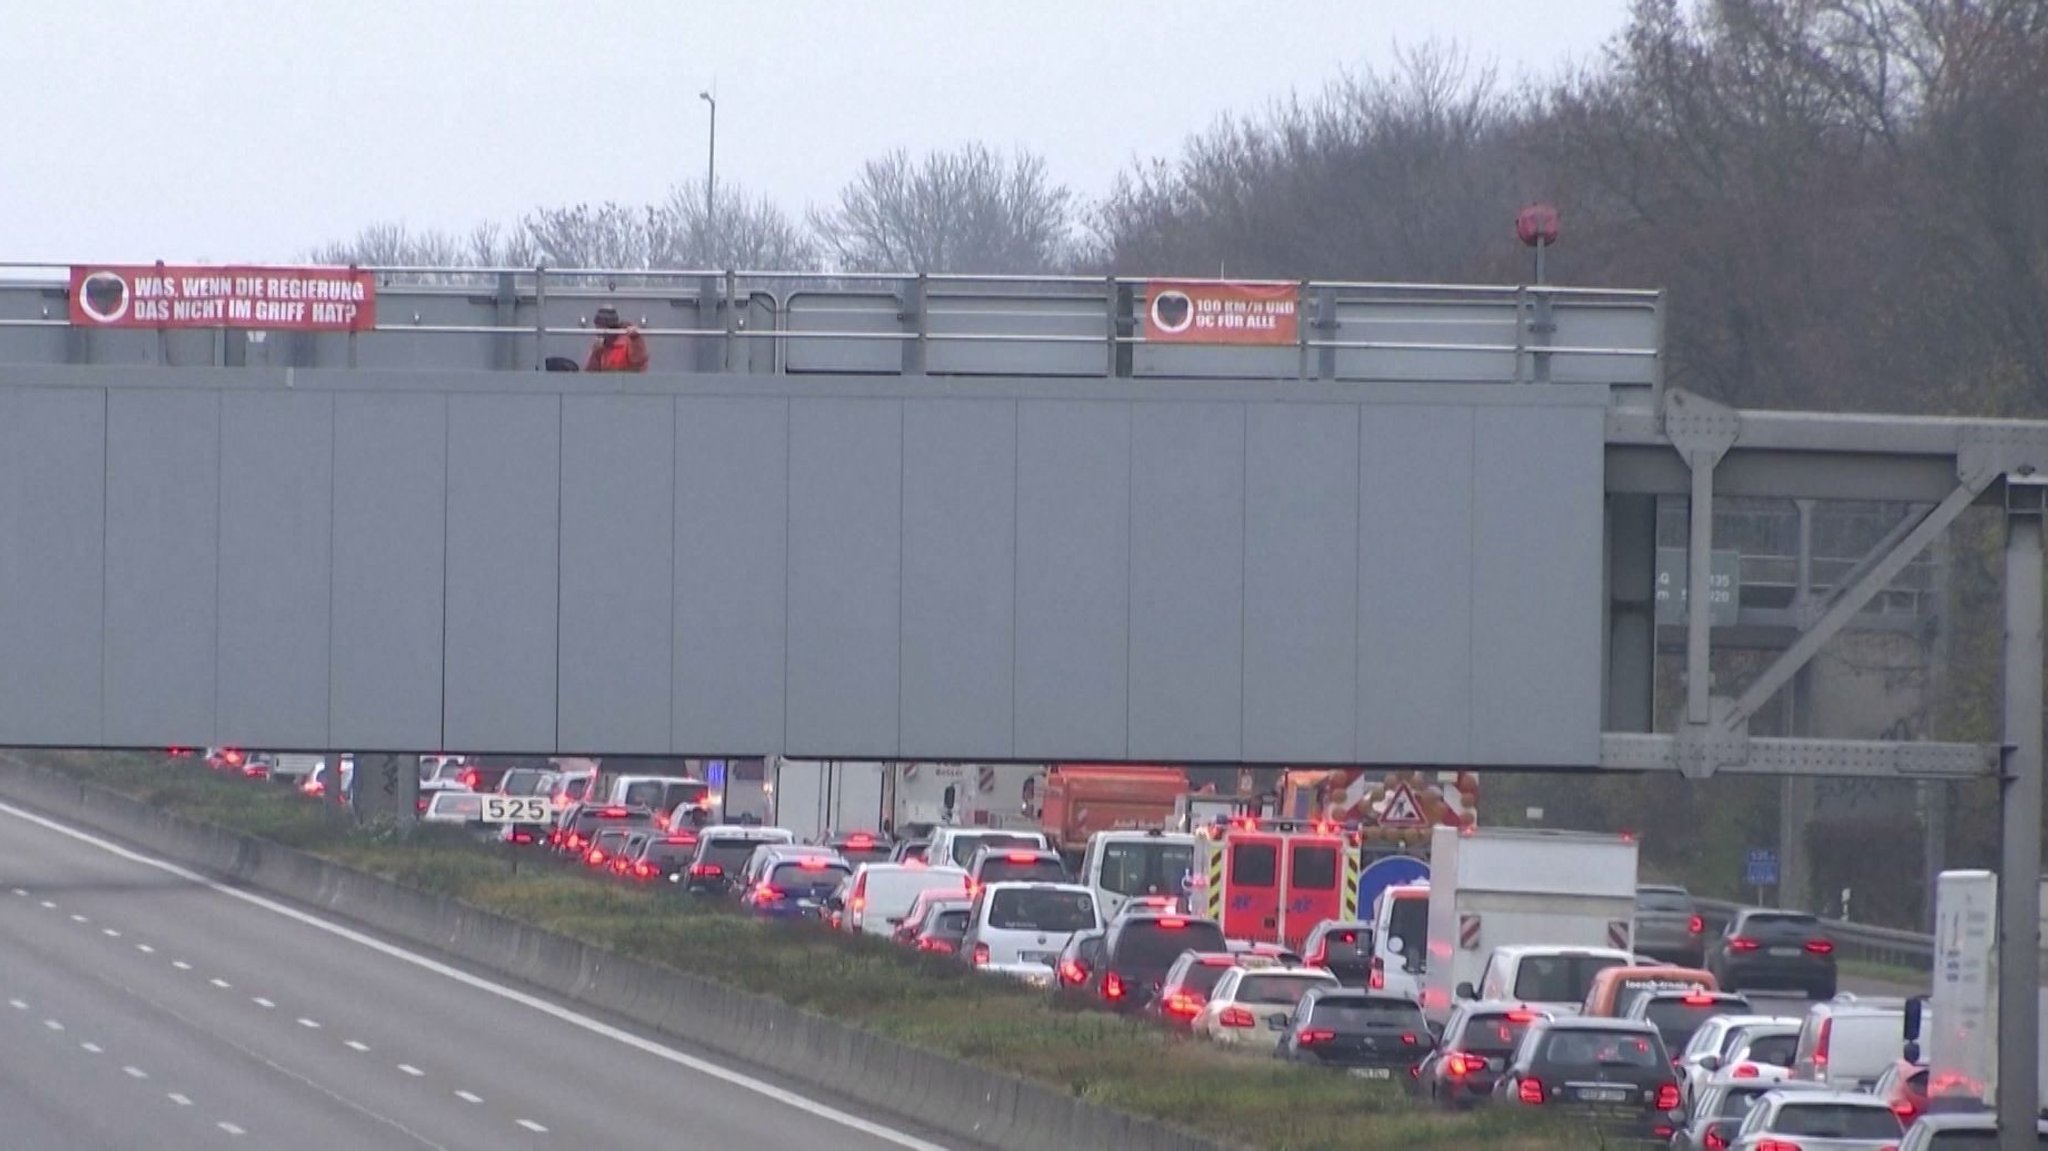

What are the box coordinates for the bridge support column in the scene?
[1998,477,2044,1151]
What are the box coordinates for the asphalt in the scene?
[0,801,967,1151]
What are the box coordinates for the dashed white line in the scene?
[296,1018,321,1030]
[252,998,274,1009]
[38,900,54,909]
[454,1090,481,1104]
[68,913,87,923]
[136,944,154,954]
[516,1119,547,1133]
[217,1121,245,1136]
[10,887,26,896]
[397,1063,424,1077]
[344,1040,369,1052]
[80,1042,101,1054]
[102,928,120,938]
[171,961,191,971]
[7,998,25,1010]
[43,1019,63,1031]
[167,1093,191,1106]
[123,1065,147,1079]
[209,978,232,989]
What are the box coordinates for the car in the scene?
[1727,1087,1903,1151]
[1709,909,1837,999]
[825,832,895,867]
[735,843,842,900]
[906,900,973,958]
[1716,1022,1801,1082]
[1301,919,1376,988]
[1411,1001,1551,1111]
[1872,1059,1932,1127]
[1676,1014,1798,1108]
[1227,940,1304,966]
[890,839,930,865]
[740,853,852,920]
[1193,966,1341,1050]
[1052,928,1106,994]
[830,862,969,938]
[1462,945,1636,1018]
[1582,963,1721,1018]
[1672,1077,1833,1151]
[1493,1017,1683,1143]
[553,804,655,858]
[1368,884,1431,999]
[927,828,1051,871]
[1109,894,1183,922]
[583,826,640,870]
[605,830,656,877]
[964,846,1068,895]
[677,826,798,897]
[1155,951,1285,1028]
[1897,1111,2048,1150]
[494,767,557,797]
[1275,987,1434,1076]
[894,887,975,945]
[961,882,1103,986]
[605,775,713,833]
[1622,988,1755,1055]
[544,768,596,813]
[622,834,704,884]
[1789,995,1927,1091]
[1635,884,1708,967]
[1088,912,1229,1013]
[299,757,353,800]
[421,789,485,826]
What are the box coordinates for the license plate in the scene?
[1768,946,1801,957]
[1023,952,1057,965]
[1349,1067,1393,1080]
[1575,1086,1631,1104]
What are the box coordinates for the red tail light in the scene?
[1299,1029,1336,1045]
[1655,1082,1680,1111]
[1164,993,1203,1018]
[1445,1053,1486,1078]
[1681,993,1717,1006]
[1505,1010,1538,1023]
[459,768,479,789]
[918,938,956,955]
[1704,1130,1728,1151]
[511,830,534,845]
[847,834,875,848]
[1729,937,1761,952]
[585,849,605,865]
[1401,1032,1418,1046]
[566,834,586,851]
[1688,914,1704,934]
[1756,1141,1804,1151]
[1890,1099,1918,1121]
[1058,959,1089,986]
[1369,957,1385,990]
[1517,1077,1545,1105]
[1804,939,1834,955]
[1103,972,1126,1000]
[1157,917,1187,929]
[1004,852,1037,863]
[1732,1063,1760,1079]
[634,862,655,879]
[689,863,723,878]
[753,885,784,905]
[797,858,829,871]
[1219,1006,1255,1029]
[972,943,990,967]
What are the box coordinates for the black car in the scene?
[1276,988,1434,1076]
[553,803,655,857]
[1053,929,1107,993]
[1412,1001,1550,1111]
[1301,920,1375,988]
[1634,885,1707,967]
[1494,1017,1683,1143]
[909,904,973,958]
[1622,989,1754,1056]
[626,835,704,884]
[1708,909,1837,998]
[678,829,796,896]
[1088,913,1229,1013]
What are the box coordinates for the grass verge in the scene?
[28,751,1594,1151]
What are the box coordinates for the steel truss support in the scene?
[1998,476,2044,1150]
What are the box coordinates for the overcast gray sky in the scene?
[3,1,1630,266]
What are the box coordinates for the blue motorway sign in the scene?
[1358,855,1430,919]
[1745,848,1779,888]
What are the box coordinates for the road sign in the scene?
[1655,547,1742,627]
[1377,784,1427,828]
[1745,847,1780,887]
[1357,855,1429,921]
[479,795,550,824]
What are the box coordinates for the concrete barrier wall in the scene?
[0,761,1240,1151]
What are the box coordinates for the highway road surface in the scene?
[0,798,965,1151]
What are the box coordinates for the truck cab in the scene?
[1369,883,1432,1001]
[1078,830,1196,921]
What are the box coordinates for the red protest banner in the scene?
[1143,280,1299,345]
[68,264,378,332]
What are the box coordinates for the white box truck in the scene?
[1422,825,1640,1022]
[769,759,887,843]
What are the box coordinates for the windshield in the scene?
[1739,1034,1798,1066]
[701,838,777,872]
[1172,962,1233,998]
[1643,999,1746,1050]
[1770,1104,1903,1140]
[1456,1011,1542,1056]
[1513,955,1628,1003]
[1099,841,1195,897]
[1386,897,1428,968]
[1115,921,1230,972]
[622,780,706,811]
[1742,912,1821,934]
[431,792,481,817]
[1713,1088,1772,1119]
[1925,1135,2048,1150]
[987,888,1098,933]
[1539,1029,1663,1068]
[950,834,1037,869]
[768,861,851,889]
[1636,889,1692,913]
[499,770,551,796]
[1234,974,1333,1007]
[1311,925,1372,963]
[642,842,697,866]
[928,909,970,935]
[1310,998,1426,1031]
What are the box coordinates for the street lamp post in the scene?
[698,91,716,257]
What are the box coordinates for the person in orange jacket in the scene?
[585,304,650,372]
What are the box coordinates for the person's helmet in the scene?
[594,305,621,329]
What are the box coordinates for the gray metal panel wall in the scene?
[1245,404,1360,761]
[1470,405,1606,763]
[1129,402,1245,760]
[443,394,559,751]
[900,399,1016,758]
[104,390,218,746]
[217,392,332,747]
[559,396,674,754]
[0,388,103,744]
[330,393,445,750]
[1358,405,1474,761]
[1014,402,1130,758]
[674,397,788,754]
[786,399,902,755]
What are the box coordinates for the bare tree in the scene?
[308,220,533,270]
[810,144,1077,274]
[647,181,821,270]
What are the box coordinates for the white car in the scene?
[834,862,969,938]
[1193,967,1340,1050]
[962,882,1101,986]
[1728,1088,1904,1151]
[1677,1014,1798,1108]
[421,789,484,825]
[1718,1023,1801,1083]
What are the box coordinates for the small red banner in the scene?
[68,264,377,331]
[1143,279,1299,345]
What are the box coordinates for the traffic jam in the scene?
[195,750,2008,1148]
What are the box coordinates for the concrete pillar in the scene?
[1996,487,2042,1150]
[351,753,418,826]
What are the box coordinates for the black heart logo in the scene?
[1154,291,1191,331]
[83,273,127,319]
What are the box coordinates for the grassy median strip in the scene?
[34,751,1584,1151]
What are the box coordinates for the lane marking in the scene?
[168,1093,192,1106]
[81,1041,102,1053]
[38,900,54,909]
[297,1018,321,1029]
[218,1122,245,1136]
[171,961,191,971]
[102,928,121,938]
[123,1065,148,1079]
[6,998,25,1010]
[43,1019,63,1031]
[136,944,154,954]
[10,887,26,896]
[210,978,232,989]
[69,913,87,923]
[252,998,274,1009]
[0,799,955,1151]
[516,1119,547,1133]
[345,1040,370,1052]
[455,1090,482,1104]
[397,1063,424,1077]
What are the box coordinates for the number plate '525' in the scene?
[479,796,551,823]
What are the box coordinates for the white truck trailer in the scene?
[1422,825,1640,1022]
[769,759,888,843]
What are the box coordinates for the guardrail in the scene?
[1695,897,1936,973]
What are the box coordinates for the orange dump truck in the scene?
[1038,764,1191,858]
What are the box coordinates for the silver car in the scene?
[1636,885,1706,967]
[1729,1088,1904,1151]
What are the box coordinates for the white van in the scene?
[606,775,713,829]
[1078,830,1196,920]
[1790,996,1927,1090]
[1370,883,1432,999]
[928,827,1051,872]
[833,862,970,938]
[962,882,1102,984]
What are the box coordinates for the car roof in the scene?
[1459,1000,1554,1016]
[699,825,792,838]
[1807,995,1910,1016]
[1911,1112,2044,1132]
[1538,1016,1661,1034]
[1765,1088,1893,1107]
[1492,945,1634,961]
[1637,884,1691,894]
[1639,989,1747,1002]
[1305,988,1420,1005]
[978,880,1092,895]
[1706,1076,1830,1093]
